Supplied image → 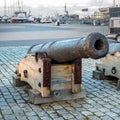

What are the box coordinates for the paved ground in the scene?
[0,23,120,120]
[0,23,109,47]
[0,46,120,120]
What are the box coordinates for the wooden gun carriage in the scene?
[13,32,109,104]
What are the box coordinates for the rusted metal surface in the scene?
[74,59,82,84]
[27,32,109,63]
[35,52,46,62]
[23,70,28,78]
[43,58,51,87]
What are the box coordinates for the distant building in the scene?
[58,4,80,24]
[109,7,120,18]
[100,7,120,36]
[99,7,109,19]
[109,7,120,34]
[99,7,120,18]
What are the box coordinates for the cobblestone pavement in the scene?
[0,46,120,120]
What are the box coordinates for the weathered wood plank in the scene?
[13,75,28,87]
[92,70,106,80]
[16,54,84,101]
[95,52,120,80]
[29,85,86,104]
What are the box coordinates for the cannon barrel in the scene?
[108,41,120,54]
[27,32,109,63]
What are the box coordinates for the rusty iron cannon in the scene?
[13,32,109,104]
[27,32,108,63]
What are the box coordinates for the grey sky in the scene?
[0,0,116,17]
[0,0,113,7]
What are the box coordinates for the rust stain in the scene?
[43,58,51,87]
[74,59,82,84]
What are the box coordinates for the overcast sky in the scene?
[23,0,91,7]
[0,0,117,16]
[0,0,114,7]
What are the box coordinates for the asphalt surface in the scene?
[0,23,109,47]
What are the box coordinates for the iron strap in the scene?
[43,58,51,87]
[74,59,82,84]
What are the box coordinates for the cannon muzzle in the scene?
[28,32,109,63]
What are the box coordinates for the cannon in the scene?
[93,40,120,89]
[27,32,108,62]
[13,32,109,104]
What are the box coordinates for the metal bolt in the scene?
[23,70,28,78]
[38,68,41,73]
[38,82,41,87]
[111,67,117,74]
[18,73,21,77]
